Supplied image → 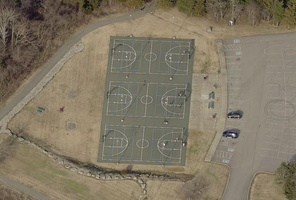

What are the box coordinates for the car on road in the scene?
[223,130,239,139]
[227,110,243,119]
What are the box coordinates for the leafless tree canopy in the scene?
[0,0,134,103]
[179,175,209,200]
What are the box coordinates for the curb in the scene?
[204,40,228,162]
[247,171,275,200]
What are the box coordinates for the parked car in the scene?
[227,110,243,119]
[223,130,239,139]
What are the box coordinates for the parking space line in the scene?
[214,150,233,159]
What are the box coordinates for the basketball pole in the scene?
[121,80,147,122]
[102,130,114,143]
[169,49,191,81]
[125,39,151,78]
[162,140,179,166]
[117,125,141,164]
[164,87,187,124]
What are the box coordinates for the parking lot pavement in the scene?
[210,32,296,200]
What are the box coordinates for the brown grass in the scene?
[0,143,141,200]
[249,173,287,200]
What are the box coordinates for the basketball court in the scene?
[98,36,195,166]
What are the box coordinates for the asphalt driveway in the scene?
[212,32,296,200]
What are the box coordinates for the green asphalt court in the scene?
[98,36,195,166]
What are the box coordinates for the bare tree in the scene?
[0,7,17,55]
[261,8,272,22]
[179,175,209,200]
[10,19,38,61]
[206,0,229,21]
[245,1,261,25]
[230,0,244,22]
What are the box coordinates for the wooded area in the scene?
[0,0,146,103]
[276,161,296,199]
[0,0,295,104]
[157,0,296,27]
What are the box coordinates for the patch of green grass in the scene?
[187,142,201,160]
[61,178,89,194]
[201,60,209,73]
[15,144,91,199]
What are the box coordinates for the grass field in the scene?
[249,173,287,200]
[0,143,141,200]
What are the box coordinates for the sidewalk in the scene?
[189,40,227,162]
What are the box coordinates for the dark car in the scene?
[227,110,243,119]
[223,130,239,139]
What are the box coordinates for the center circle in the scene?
[140,95,153,104]
[144,53,157,61]
[136,139,149,149]
[264,99,296,119]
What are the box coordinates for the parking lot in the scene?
[210,32,296,200]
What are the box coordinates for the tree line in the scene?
[276,161,296,199]
[157,0,296,27]
[0,0,147,103]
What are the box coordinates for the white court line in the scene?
[110,81,185,86]
[106,82,187,118]
[148,40,153,75]
[161,87,187,117]
[110,42,116,72]
[101,125,108,159]
[110,43,137,71]
[106,124,183,130]
[140,127,146,161]
[110,39,192,75]
[106,84,112,116]
[106,113,184,119]
[101,126,129,158]
[102,157,181,163]
[165,45,190,75]
[144,83,150,117]
[106,84,133,113]
[102,125,183,163]
[114,38,191,45]
[157,130,183,161]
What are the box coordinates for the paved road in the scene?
[0,175,50,200]
[211,32,296,200]
[0,3,155,200]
